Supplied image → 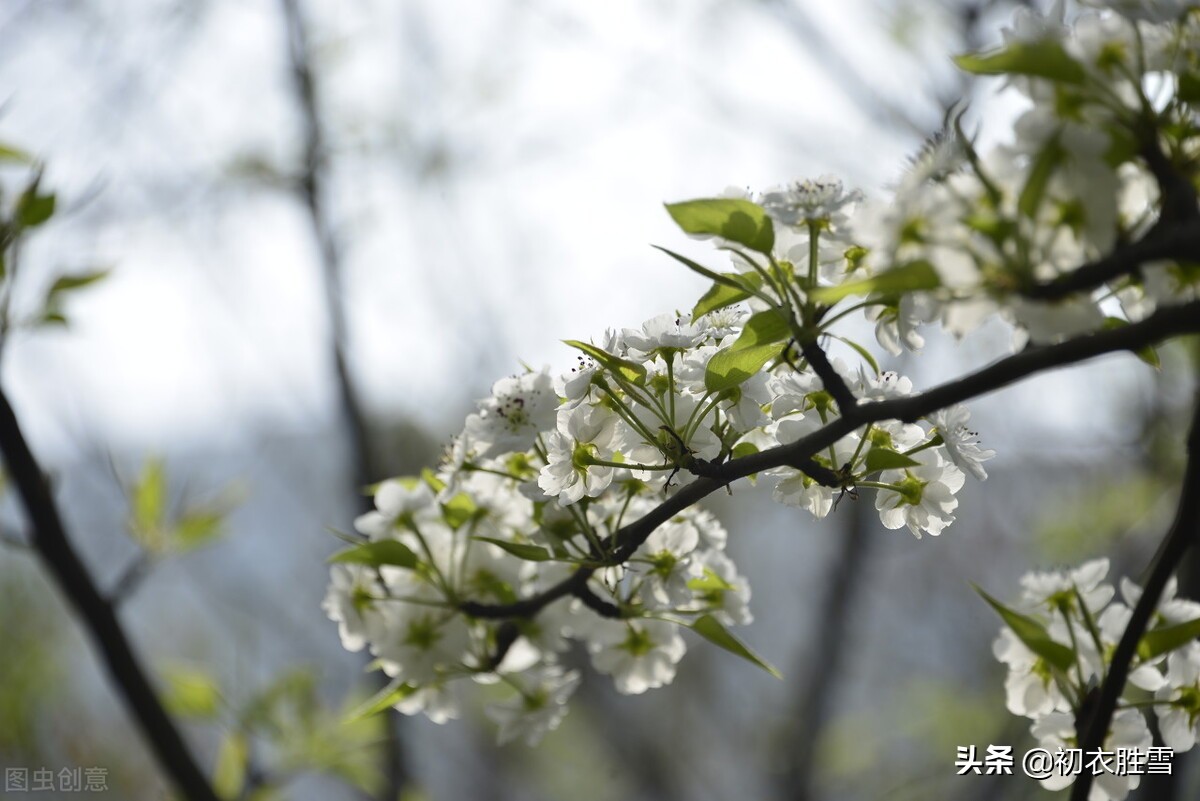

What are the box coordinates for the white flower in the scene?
[1156,643,1200,752]
[759,176,863,227]
[690,550,753,626]
[354,478,434,538]
[927,404,995,480]
[874,450,965,538]
[1030,708,1151,799]
[630,517,702,609]
[621,312,704,355]
[538,405,619,504]
[486,665,580,746]
[464,368,558,457]
[992,627,1071,718]
[371,609,473,686]
[585,618,687,694]
[322,564,382,653]
[1020,558,1115,617]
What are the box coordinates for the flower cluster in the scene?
[853,1,1200,351]
[990,558,1200,799]
[322,0,1200,749]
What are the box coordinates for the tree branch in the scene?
[0,385,221,801]
[1018,223,1200,302]
[796,335,858,416]
[278,2,408,796]
[1070,390,1200,801]
[461,299,1200,623]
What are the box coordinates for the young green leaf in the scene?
[161,665,222,719]
[704,341,786,393]
[974,585,1075,671]
[346,678,417,721]
[329,540,419,569]
[472,536,552,562]
[730,308,791,350]
[212,732,249,800]
[690,614,782,678]
[863,447,922,473]
[16,192,55,228]
[809,261,941,304]
[1138,618,1200,662]
[564,339,647,385]
[954,40,1087,85]
[665,198,775,254]
[441,493,479,529]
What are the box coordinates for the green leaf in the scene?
[16,192,55,228]
[690,614,782,678]
[48,269,110,298]
[161,665,221,719]
[563,339,646,385]
[809,261,941,304]
[973,585,1075,671]
[130,459,167,549]
[173,512,224,552]
[1179,71,1200,104]
[730,308,791,350]
[863,448,921,473]
[421,467,446,494]
[665,198,775,254]
[1018,138,1062,220]
[687,569,735,592]
[441,493,478,529]
[346,679,417,721]
[329,540,418,569]
[1102,317,1160,368]
[704,341,786,393]
[471,536,552,562]
[831,333,881,376]
[954,40,1087,85]
[212,732,249,800]
[0,143,31,164]
[1138,618,1200,662]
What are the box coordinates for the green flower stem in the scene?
[407,521,454,599]
[598,383,662,446]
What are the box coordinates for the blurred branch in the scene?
[1071,391,1200,801]
[277,1,409,798]
[0,384,221,801]
[774,491,873,801]
[756,0,932,139]
[108,551,155,604]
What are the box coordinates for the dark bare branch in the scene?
[0,385,220,801]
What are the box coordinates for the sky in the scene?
[0,0,969,457]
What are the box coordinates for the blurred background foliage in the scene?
[1,0,1198,799]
